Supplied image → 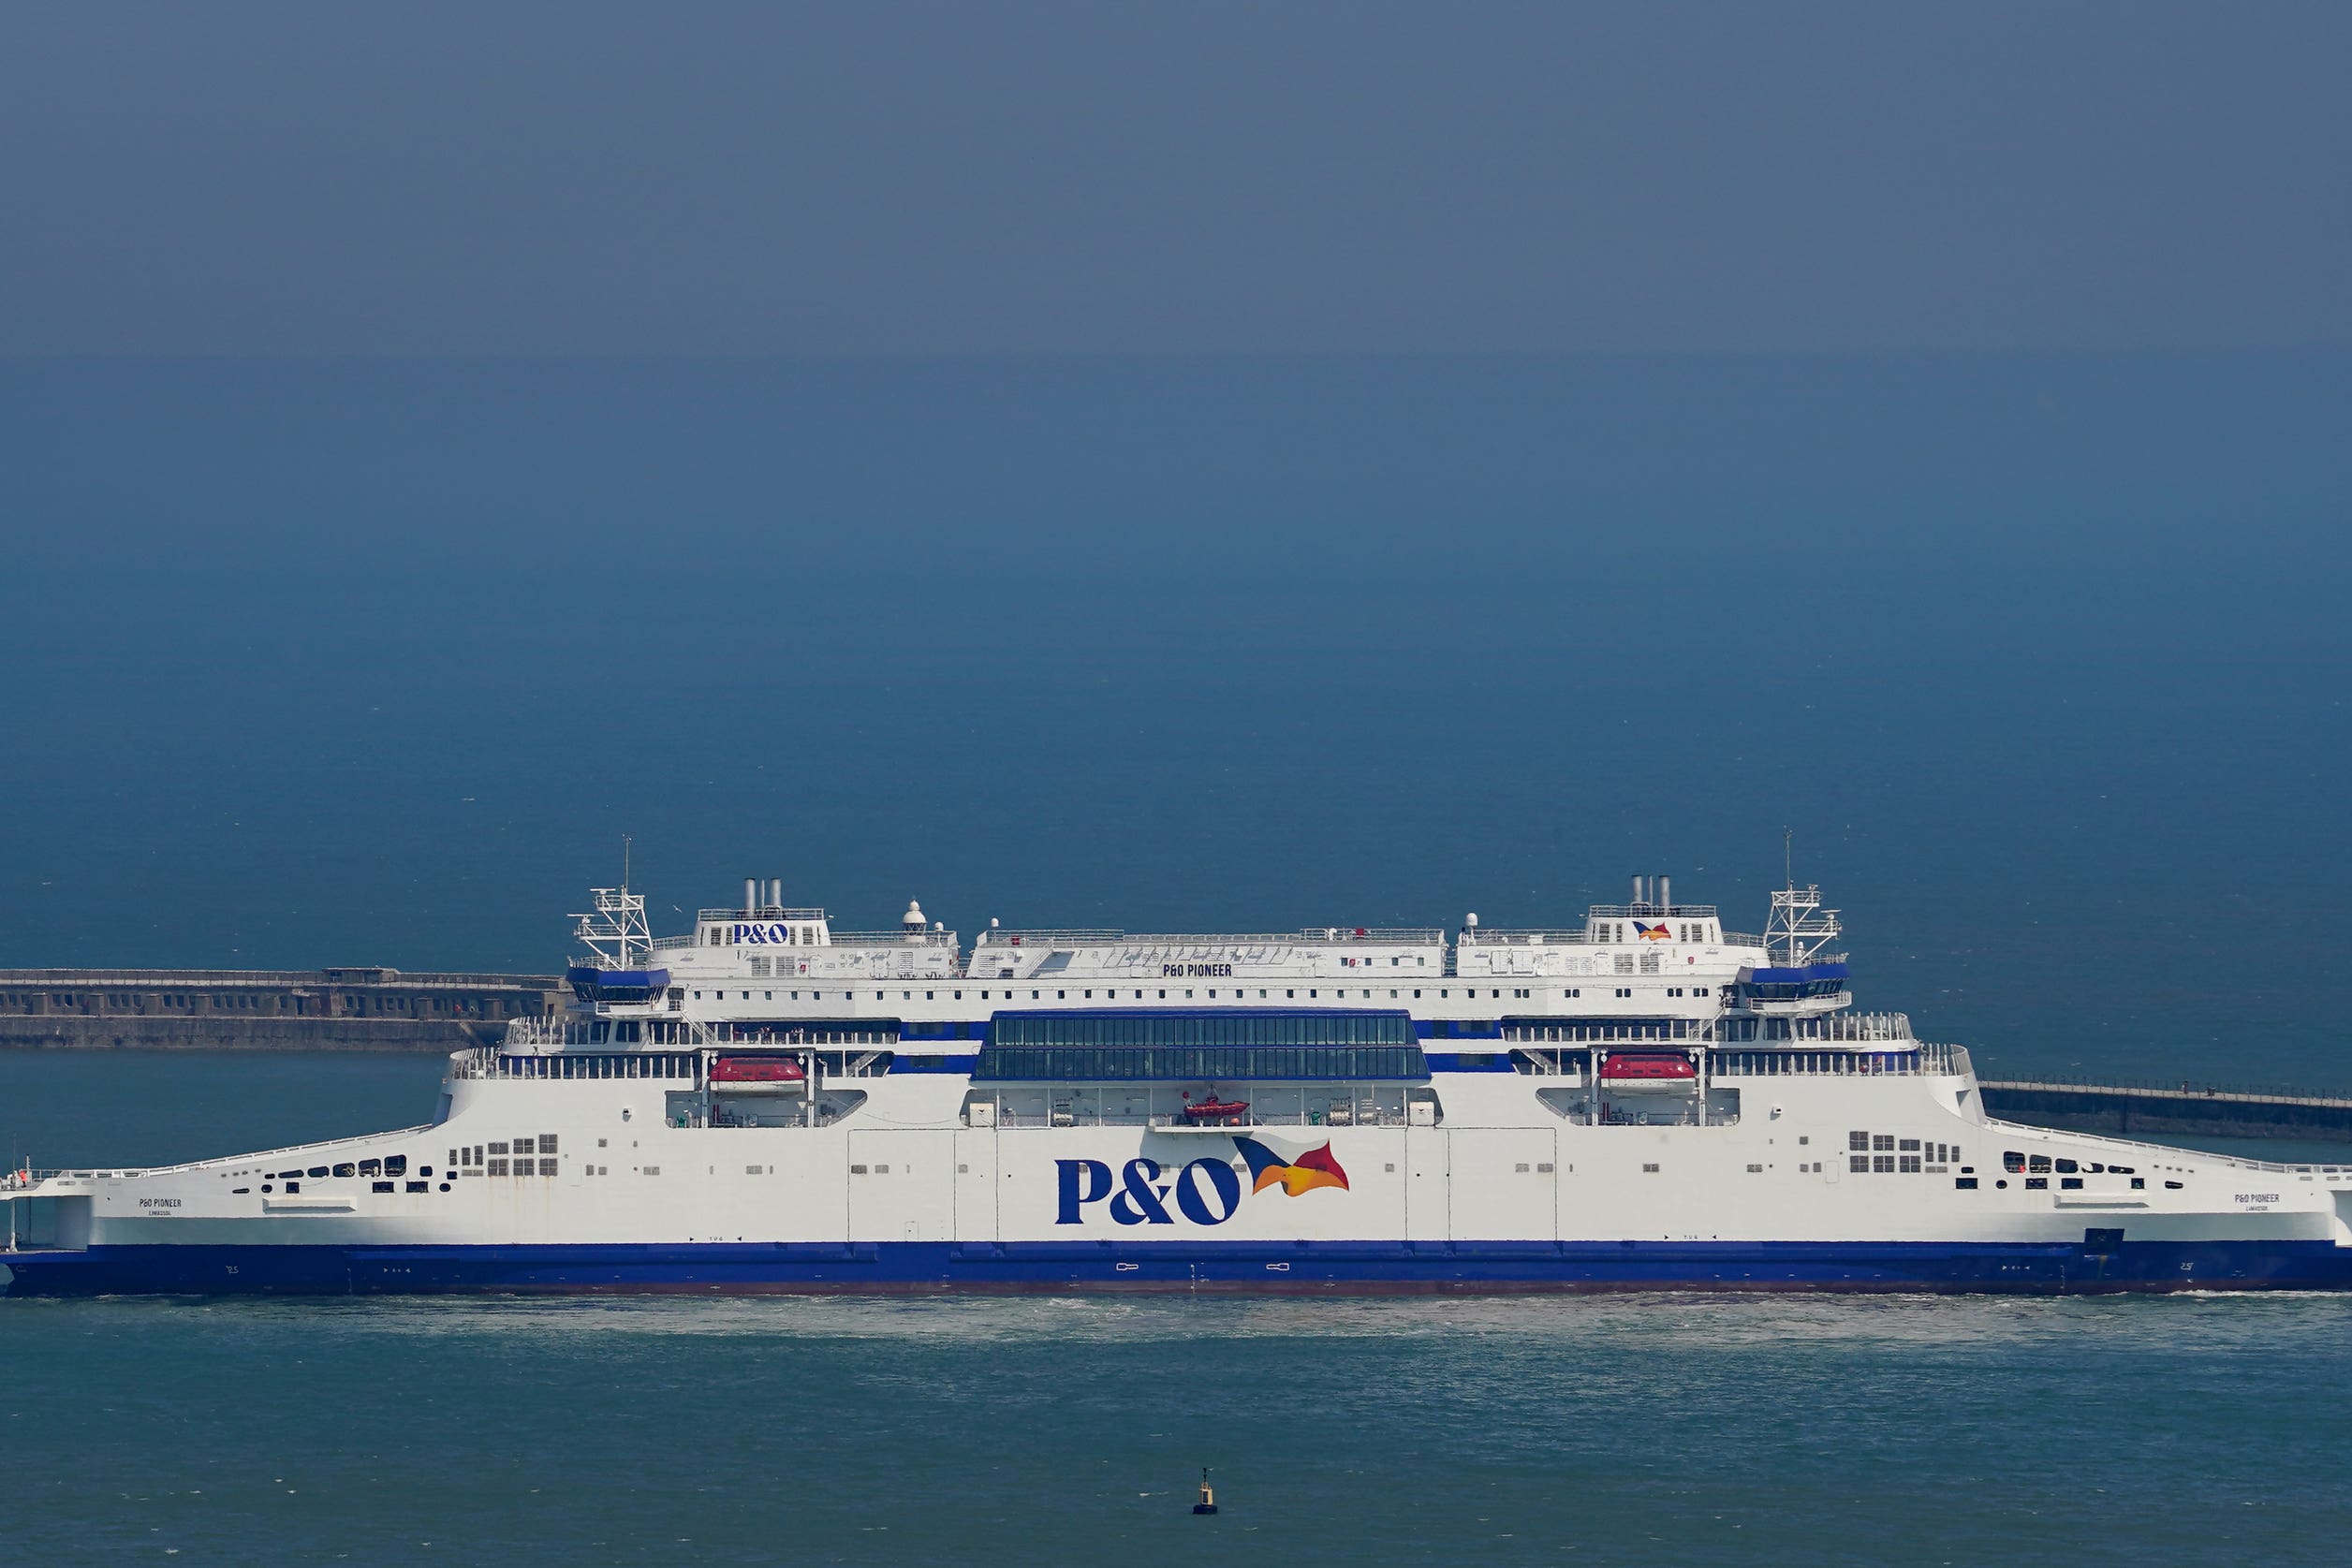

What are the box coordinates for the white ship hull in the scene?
[10,878,2351,1295]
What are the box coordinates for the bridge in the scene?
[1977,1078,2352,1145]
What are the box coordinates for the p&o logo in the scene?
[1056,1139,1349,1226]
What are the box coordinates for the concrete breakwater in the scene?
[0,968,565,1052]
[1977,1080,2352,1146]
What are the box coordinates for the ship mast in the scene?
[1766,833,1841,966]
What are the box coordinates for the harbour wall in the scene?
[0,969,565,1052]
[1977,1081,2352,1145]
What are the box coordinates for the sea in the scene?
[3,353,2350,1563]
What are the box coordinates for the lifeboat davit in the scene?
[710,1055,807,1085]
[1183,1097,1252,1123]
[1599,1053,1698,1092]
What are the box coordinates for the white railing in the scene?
[1584,903,1721,918]
[1461,930,1595,945]
[452,1047,699,1081]
[824,931,962,948]
[1709,1043,1973,1078]
[1785,1011,1914,1042]
[975,929,1444,949]
[698,908,828,921]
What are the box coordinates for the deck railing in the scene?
[1710,1043,1973,1077]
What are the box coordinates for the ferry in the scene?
[7,874,2351,1296]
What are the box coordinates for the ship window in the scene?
[2060,1177,2083,1189]
[1849,1155,1870,1173]
[1899,1155,1920,1174]
[2004,1151,2025,1172]
[540,1158,559,1176]
[1955,1177,1978,1190]
[359,1159,381,1177]
[1849,1132,1870,1151]
[2131,1178,2146,1189]
[1898,1138,1919,1152]
[1746,1164,1763,1173]
[372,1180,394,1193]
[406,1180,429,1193]
[285,1181,301,1194]
[644,1165,661,1176]
[1642,1164,1660,1173]
[1872,1136,1893,1152]
[2025,1177,2048,1190]
[538,1135,556,1152]
[1537,1163,1554,1172]
[385,1156,406,1176]
[2028,1155,2051,1173]
[489,1142,508,1156]
[487,1159,508,1176]
[309,1166,330,1178]
[514,1137,537,1154]
[2054,1158,2078,1174]
[850,1165,869,1175]
[1872,1155,1895,1173]
[2165,1180,2183,1189]
[2109,1165,2134,1175]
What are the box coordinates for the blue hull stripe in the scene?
[7,1238,2352,1296]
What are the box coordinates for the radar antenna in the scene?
[1765,880,1841,967]
[572,885,653,969]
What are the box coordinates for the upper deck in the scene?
[533,873,1858,1045]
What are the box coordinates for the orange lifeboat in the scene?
[710,1056,807,1084]
[1599,1053,1698,1093]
